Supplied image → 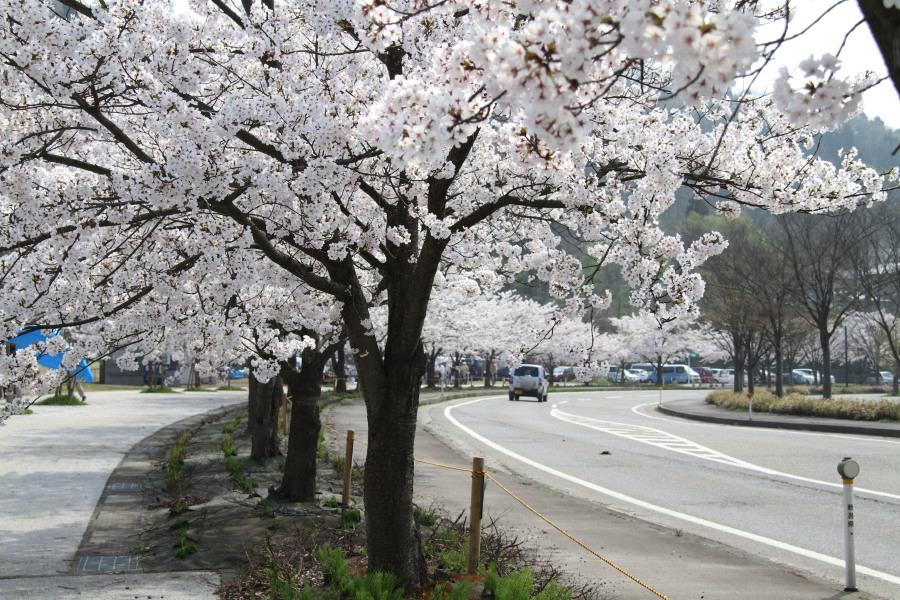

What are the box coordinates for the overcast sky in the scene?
[755,0,899,131]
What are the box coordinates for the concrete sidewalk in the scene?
[658,398,900,437]
[325,397,878,600]
[0,390,244,598]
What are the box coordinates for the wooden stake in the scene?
[342,430,355,506]
[467,457,485,575]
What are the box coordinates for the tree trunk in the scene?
[363,347,427,591]
[483,350,495,387]
[249,372,282,461]
[820,328,833,398]
[334,345,348,394]
[894,358,899,395]
[774,341,784,398]
[276,352,325,502]
[857,0,900,100]
[747,364,755,395]
[656,355,663,387]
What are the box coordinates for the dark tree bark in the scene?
[426,346,440,388]
[857,0,900,100]
[656,354,663,386]
[362,344,428,592]
[248,372,283,461]
[820,328,833,398]
[334,345,348,394]
[483,350,496,387]
[276,349,327,502]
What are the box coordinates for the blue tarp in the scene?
[5,328,94,383]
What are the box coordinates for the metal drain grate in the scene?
[78,554,140,573]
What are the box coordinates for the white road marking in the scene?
[554,408,900,501]
[444,397,900,588]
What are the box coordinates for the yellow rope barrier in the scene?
[320,423,667,599]
[484,472,668,600]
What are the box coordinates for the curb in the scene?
[657,401,900,438]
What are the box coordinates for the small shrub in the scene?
[439,548,467,573]
[332,456,346,475]
[535,580,571,600]
[349,571,403,600]
[414,505,438,527]
[257,497,275,518]
[174,530,197,558]
[171,516,189,530]
[322,496,340,509]
[486,566,534,600]
[168,497,189,516]
[20,408,33,415]
[217,385,244,391]
[163,431,191,492]
[36,394,84,406]
[339,507,361,527]
[434,582,472,600]
[142,385,176,393]
[225,455,244,475]
[315,545,350,592]
[222,433,237,456]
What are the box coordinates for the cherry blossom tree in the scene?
[0,0,896,588]
[611,314,723,383]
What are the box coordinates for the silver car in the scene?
[508,364,549,402]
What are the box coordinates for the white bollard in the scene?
[837,457,860,592]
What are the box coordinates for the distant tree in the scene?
[854,204,900,393]
[777,213,874,397]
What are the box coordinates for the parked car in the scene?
[552,366,576,383]
[508,364,549,402]
[630,362,655,373]
[715,368,734,385]
[648,364,692,385]
[607,365,620,383]
[791,369,815,385]
[698,367,717,384]
[622,369,648,383]
[865,371,896,385]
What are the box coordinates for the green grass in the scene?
[83,383,142,392]
[216,385,245,391]
[174,530,198,559]
[20,408,33,415]
[706,390,900,421]
[36,394,84,405]
[163,431,192,492]
[142,385,177,393]
[221,433,237,456]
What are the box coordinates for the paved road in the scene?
[0,389,244,598]
[429,389,900,599]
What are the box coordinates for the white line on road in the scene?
[554,408,900,501]
[444,397,900,588]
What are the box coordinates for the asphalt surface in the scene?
[0,389,245,598]
[427,389,900,599]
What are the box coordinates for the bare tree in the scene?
[854,203,900,394]
[777,213,872,398]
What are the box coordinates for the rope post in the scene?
[467,457,485,575]
[342,430,355,506]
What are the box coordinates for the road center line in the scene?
[443,397,900,588]
[553,408,900,501]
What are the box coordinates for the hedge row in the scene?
[705,390,900,421]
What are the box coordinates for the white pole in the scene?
[843,479,857,591]
[837,458,860,592]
